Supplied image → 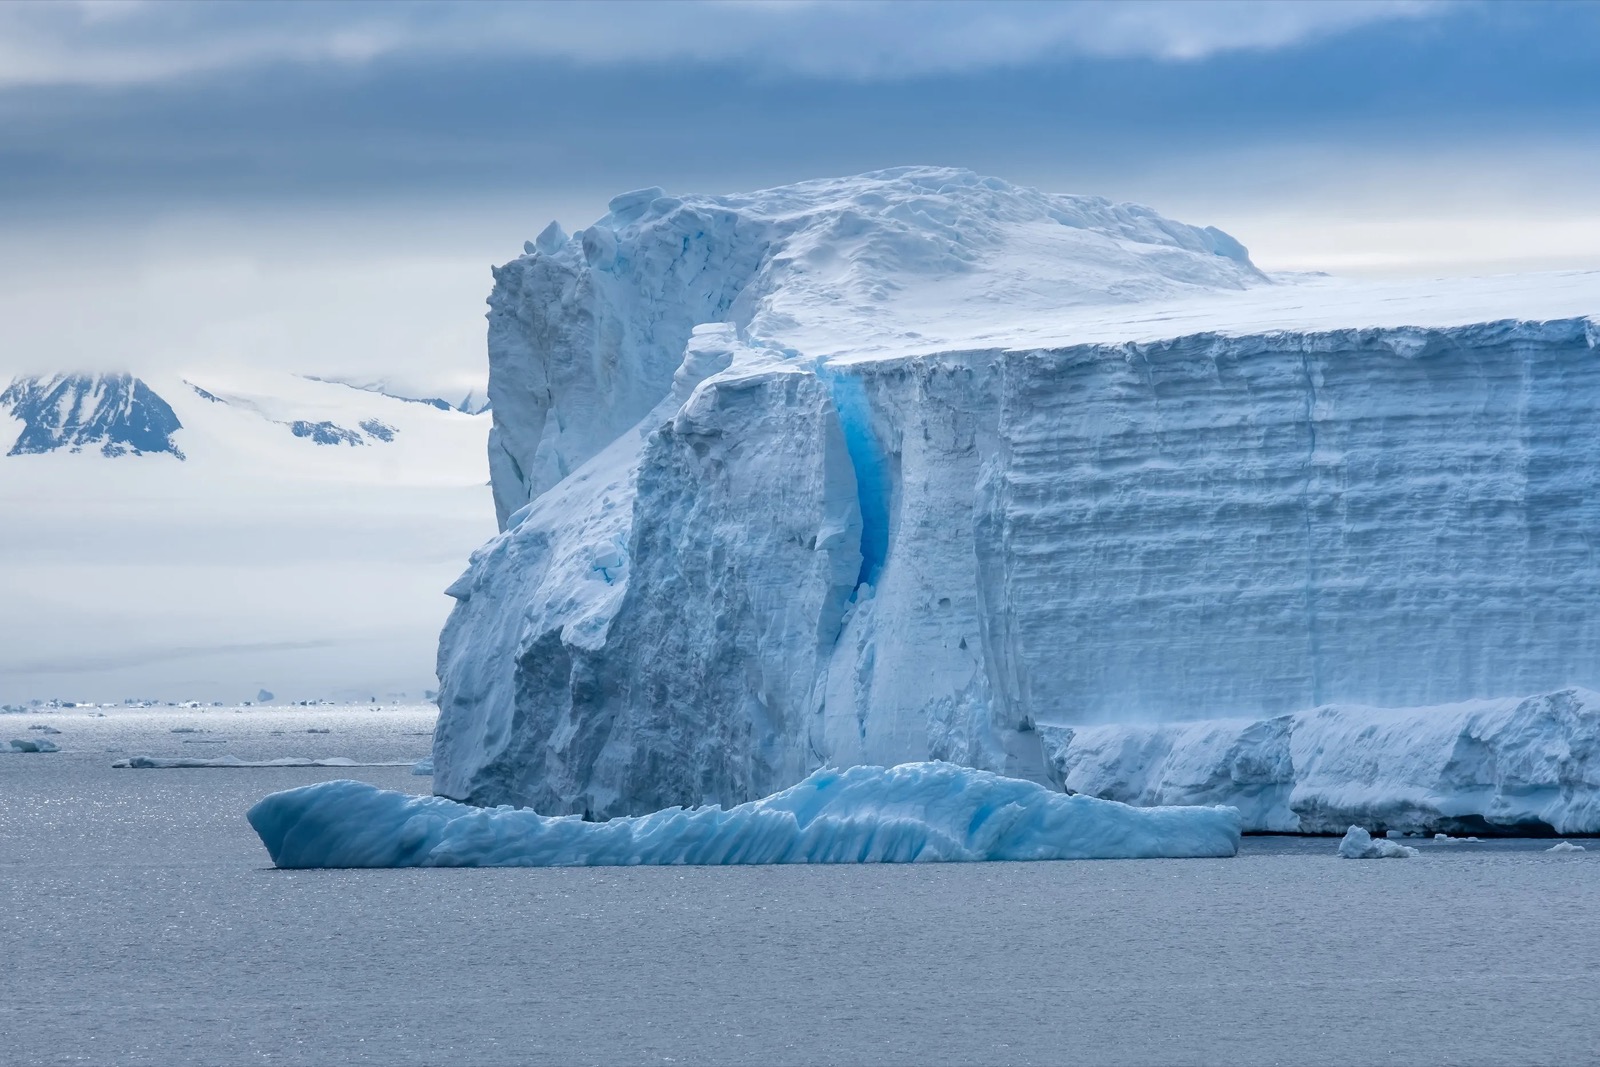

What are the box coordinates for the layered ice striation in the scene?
[248,762,1241,869]
[436,166,1600,830]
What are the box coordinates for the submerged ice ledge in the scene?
[247,762,1241,869]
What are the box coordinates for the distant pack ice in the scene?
[436,166,1600,832]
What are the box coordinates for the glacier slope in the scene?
[437,167,1600,831]
[248,762,1241,869]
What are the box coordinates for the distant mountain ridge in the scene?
[0,373,185,458]
[0,372,451,458]
[0,365,496,704]
[300,375,491,415]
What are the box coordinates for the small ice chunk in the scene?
[1547,841,1586,852]
[534,220,568,254]
[27,725,61,734]
[8,738,59,753]
[411,757,434,776]
[1338,825,1419,859]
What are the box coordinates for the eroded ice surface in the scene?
[248,762,1240,869]
[1037,689,1600,835]
[435,166,1600,828]
[1337,826,1418,859]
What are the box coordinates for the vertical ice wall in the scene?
[977,320,1600,722]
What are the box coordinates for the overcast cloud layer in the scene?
[1,1,1444,86]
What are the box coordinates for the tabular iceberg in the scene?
[247,762,1241,869]
[434,166,1600,831]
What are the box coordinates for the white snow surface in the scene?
[1337,826,1419,859]
[247,761,1242,869]
[436,166,1600,826]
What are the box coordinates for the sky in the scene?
[2,0,1599,393]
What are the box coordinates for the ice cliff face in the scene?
[437,167,1600,829]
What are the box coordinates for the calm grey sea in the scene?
[3,706,1597,1067]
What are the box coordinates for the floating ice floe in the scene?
[113,755,416,769]
[410,757,434,776]
[8,738,59,753]
[1547,841,1586,853]
[247,762,1242,869]
[1337,826,1419,859]
[27,725,62,734]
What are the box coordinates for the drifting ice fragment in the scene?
[1338,826,1419,859]
[411,757,434,776]
[8,738,59,753]
[1547,841,1586,853]
[247,762,1241,869]
[113,755,414,769]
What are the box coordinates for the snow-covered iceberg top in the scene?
[247,762,1241,869]
[485,165,1267,519]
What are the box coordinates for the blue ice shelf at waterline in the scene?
[248,762,1240,869]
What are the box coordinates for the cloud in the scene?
[0,0,1449,88]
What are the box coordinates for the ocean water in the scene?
[3,706,1597,1067]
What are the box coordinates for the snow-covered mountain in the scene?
[2,373,186,458]
[432,166,1600,833]
[0,369,493,703]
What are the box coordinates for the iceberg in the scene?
[433,166,1600,830]
[1337,826,1419,859]
[8,738,59,753]
[247,762,1241,869]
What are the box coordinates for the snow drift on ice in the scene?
[247,762,1241,869]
